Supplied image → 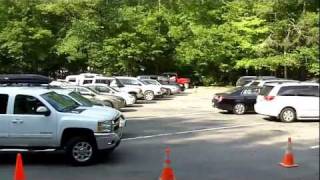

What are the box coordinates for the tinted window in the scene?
[95,86,110,93]
[242,88,260,95]
[119,79,140,85]
[68,78,76,82]
[259,86,274,95]
[278,86,319,97]
[277,86,299,96]
[95,79,109,84]
[249,81,260,86]
[0,94,8,114]
[83,80,93,84]
[14,95,46,115]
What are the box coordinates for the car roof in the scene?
[265,82,319,87]
[0,87,55,95]
[115,76,137,79]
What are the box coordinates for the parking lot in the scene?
[0,87,319,180]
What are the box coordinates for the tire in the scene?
[144,91,154,101]
[279,108,296,123]
[233,103,246,115]
[166,89,171,96]
[129,93,137,103]
[65,136,97,166]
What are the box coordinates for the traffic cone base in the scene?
[279,162,299,168]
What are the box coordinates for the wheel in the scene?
[166,89,171,96]
[279,108,296,122]
[129,93,137,103]
[233,103,246,115]
[65,136,97,166]
[144,91,154,101]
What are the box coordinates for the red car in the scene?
[162,72,191,88]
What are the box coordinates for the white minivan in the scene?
[254,82,319,122]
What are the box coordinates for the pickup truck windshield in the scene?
[42,92,79,112]
[69,91,93,107]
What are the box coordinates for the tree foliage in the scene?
[0,0,318,83]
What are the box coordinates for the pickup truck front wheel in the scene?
[65,137,97,166]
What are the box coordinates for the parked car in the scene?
[61,86,126,109]
[235,76,276,87]
[255,82,319,122]
[137,75,170,82]
[0,87,126,165]
[53,88,112,108]
[212,86,261,114]
[245,79,298,87]
[83,84,136,106]
[140,79,180,95]
[115,77,164,101]
[161,72,191,88]
[65,73,144,100]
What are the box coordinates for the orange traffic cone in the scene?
[159,147,176,180]
[14,153,26,180]
[279,137,298,168]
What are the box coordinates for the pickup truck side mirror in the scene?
[36,106,51,116]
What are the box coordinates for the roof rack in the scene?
[0,74,51,85]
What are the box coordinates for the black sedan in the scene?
[212,86,261,115]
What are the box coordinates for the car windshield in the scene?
[41,92,79,112]
[139,79,149,85]
[87,87,101,95]
[144,80,157,85]
[109,86,120,92]
[225,87,242,94]
[69,91,93,107]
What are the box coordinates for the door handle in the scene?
[12,119,23,124]
[12,120,19,124]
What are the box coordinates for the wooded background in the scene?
[0,0,319,85]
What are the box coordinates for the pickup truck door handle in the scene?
[11,120,19,124]
[12,119,24,124]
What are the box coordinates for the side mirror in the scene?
[36,106,50,116]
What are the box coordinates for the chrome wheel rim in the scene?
[283,110,294,121]
[72,142,93,162]
[235,104,245,114]
[145,92,153,100]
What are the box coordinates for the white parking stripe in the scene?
[127,111,215,120]
[310,145,319,149]
[123,122,266,141]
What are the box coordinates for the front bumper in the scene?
[94,132,121,150]
[94,118,126,150]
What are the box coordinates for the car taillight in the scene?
[264,96,275,101]
[214,96,223,102]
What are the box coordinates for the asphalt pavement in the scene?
[0,87,319,180]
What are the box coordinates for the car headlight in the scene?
[97,120,112,133]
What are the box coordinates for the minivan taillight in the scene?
[264,96,275,101]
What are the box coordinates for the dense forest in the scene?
[0,0,319,84]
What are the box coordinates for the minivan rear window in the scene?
[259,86,274,95]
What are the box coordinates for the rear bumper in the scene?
[212,101,233,111]
[254,103,279,117]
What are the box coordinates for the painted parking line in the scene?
[127,111,217,120]
[310,145,319,149]
[123,122,266,141]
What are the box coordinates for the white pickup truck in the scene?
[0,87,126,165]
